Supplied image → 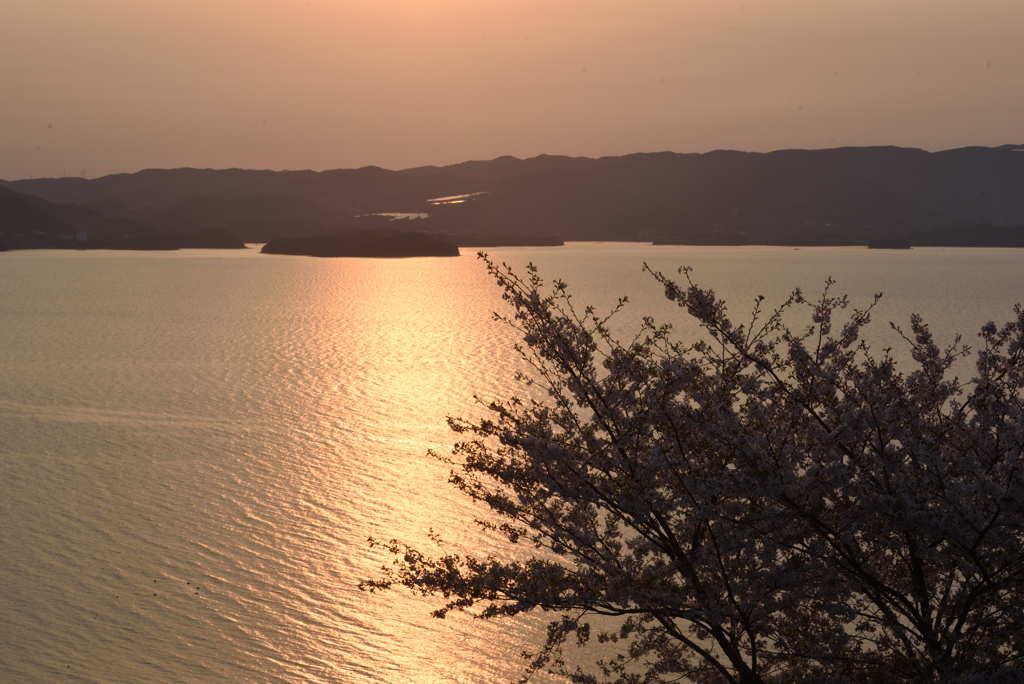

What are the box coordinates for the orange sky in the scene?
[2,0,1022,180]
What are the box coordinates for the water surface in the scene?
[1,244,1021,683]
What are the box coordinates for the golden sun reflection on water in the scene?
[244,255,561,683]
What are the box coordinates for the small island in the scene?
[261,230,460,258]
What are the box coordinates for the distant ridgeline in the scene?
[3,144,1024,249]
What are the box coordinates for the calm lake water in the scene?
[1,244,1022,684]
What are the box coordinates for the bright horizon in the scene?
[3,0,1023,181]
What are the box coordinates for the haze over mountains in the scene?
[3,145,1024,250]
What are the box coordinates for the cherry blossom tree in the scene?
[362,255,1024,684]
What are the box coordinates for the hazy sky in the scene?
[2,0,1022,180]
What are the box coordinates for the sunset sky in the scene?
[2,0,1022,180]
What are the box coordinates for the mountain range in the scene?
[3,145,1024,249]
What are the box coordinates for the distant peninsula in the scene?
[261,230,459,258]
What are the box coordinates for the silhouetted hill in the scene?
[0,184,72,234]
[0,184,144,248]
[0,184,245,250]
[5,145,1024,246]
[403,146,1024,243]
